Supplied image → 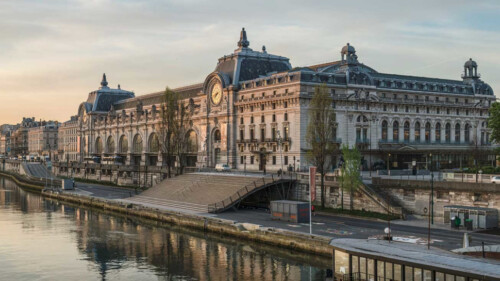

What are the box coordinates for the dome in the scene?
[341,43,356,54]
[464,58,477,68]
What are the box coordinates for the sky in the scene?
[0,0,500,124]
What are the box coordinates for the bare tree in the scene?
[306,84,337,208]
[158,88,191,178]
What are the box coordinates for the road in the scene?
[217,209,500,250]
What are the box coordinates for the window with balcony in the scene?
[382,121,388,141]
[465,124,470,142]
[240,129,244,141]
[415,122,421,142]
[425,122,431,142]
[272,128,276,141]
[404,122,410,141]
[445,123,451,142]
[393,121,399,141]
[284,127,289,140]
[250,129,254,141]
[436,123,441,142]
[455,124,460,142]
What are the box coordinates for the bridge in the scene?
[121,172,296,214]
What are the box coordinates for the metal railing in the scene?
[378,139,478,146]
[208,174,284,213]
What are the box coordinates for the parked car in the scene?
[215,163,231,172]
[491,176,500,184]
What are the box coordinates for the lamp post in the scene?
[387,153,391,176]
[429,153,434,225]
[277,129,283,178]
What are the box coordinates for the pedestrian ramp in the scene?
[122,173,289,213]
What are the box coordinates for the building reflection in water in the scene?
[0,177,328,280]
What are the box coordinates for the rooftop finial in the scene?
[101,73,108,88]
[262,45,267,53]
[118,84,121,90]
[237,27,250,48]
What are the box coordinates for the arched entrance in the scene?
[259,147,267,172]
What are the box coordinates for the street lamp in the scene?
[429,153,434,225]
[277,129,283,178]
[387,153,391,176]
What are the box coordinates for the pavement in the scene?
[59,179,500,251]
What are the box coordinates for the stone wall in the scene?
[291,173,394,215]
[372,177,500,222]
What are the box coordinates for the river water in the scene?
[0,177,329,281]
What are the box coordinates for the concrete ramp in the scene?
[22,163,52,179]
[123,173,269,213]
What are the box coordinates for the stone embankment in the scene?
[0,170,332,257]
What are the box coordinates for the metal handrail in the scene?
[208,173,281,213]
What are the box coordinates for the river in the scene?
[0,176,329,280]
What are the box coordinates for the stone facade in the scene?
[58,116,79,162]
[27,121,59,159]
[62,28,495,175]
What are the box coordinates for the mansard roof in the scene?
[212,28,292,87]
[84,74,135,113]
[239,43,494,97]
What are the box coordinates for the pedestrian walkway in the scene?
[122,173,264,213]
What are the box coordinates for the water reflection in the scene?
[0,177,328,280]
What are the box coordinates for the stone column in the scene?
[430,124,436,143]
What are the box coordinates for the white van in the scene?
[215,163,231,172]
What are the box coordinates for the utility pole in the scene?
[430,153,434,225]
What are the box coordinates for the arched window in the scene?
[133,134,143,154]
[214,129,221,142]
[187,130,198,153]
[95,137,103,154]
[465,124,470,143]
[445,123,451,142]
[381,121,388,141]
[393,121,399,141]
[435,123,441,142]
[455,124,461,143]
[425,122,431,142]
[149,133,159,153]
[404,121,410,142]
[119,135,128,153]
[107,136,115,154]
[415,122,421,142]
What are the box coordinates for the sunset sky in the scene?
[0,0,499,124]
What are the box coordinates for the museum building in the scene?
[75,28,496,173]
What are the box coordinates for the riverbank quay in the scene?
[0,170,333,257]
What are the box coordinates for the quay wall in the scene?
[0,169,333,257]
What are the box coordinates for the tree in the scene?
[158,87,191,178]
[488,102,500,143]
[305,84,337,208]
[339,144,362,210]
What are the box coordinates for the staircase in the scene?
[122,173,265,213]
[22,163,52,179]
[361,182,406,218]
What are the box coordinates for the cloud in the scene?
[0,0,499,124]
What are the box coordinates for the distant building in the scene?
[27,121,59,159]
[11,117,38,157]
[58,116,79,162]
[0,131,10,156]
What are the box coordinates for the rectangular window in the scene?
[334,250,350,275]
[250,106,254,112]
[261,128,265,142]
[456,109,459,115]
[394,105,398,112]
[383,105,387,111]
[284,113,288,121]
[261,104,265,110]
[272,114,276,122]
[240,156,244,164]
[250,129,254,141]
[240,117,244,124]
[437,108,440,114]
[240,129,244,140]
[261,115,265,123]
[426,107,430,113]
[272,156,276,165]
[405,106,409,113]
[284,101,288,108]
[250,156,254,164]
[272,103,276,109]
[416,107,419,113]
[284,156,288,165]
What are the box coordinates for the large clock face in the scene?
[211,83,222,105]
